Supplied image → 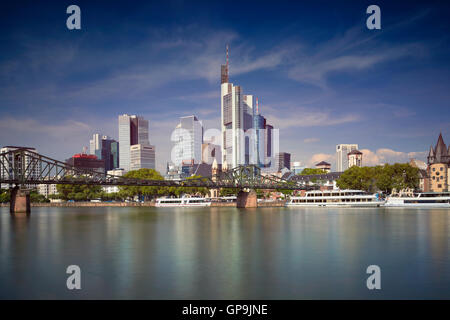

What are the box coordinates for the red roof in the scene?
[73,153,98,159]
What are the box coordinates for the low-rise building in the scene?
[37,181,58,198]
[427,133,450,192]
[66,153,105,174]
[348,149,363,168]
[315,161,331,173]
[103,168,125,194]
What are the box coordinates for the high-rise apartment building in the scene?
[336,144,358,172]
[0,146,41,188]
[172,115,203,166]
[118,114,153,172]
[89,134,119,172]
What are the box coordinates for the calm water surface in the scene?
[1,206,449,299]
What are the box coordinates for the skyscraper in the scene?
[336,144,358,172]
[171,115,203,166]
[89,134,119,172]
[252,98,267,167]
[220,46,255,168]
[275,152,291,171]
[264,123,274,168]
[118,114,154,172]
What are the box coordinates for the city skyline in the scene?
[1,1,450,173]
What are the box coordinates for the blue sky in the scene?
[1,0,449,172]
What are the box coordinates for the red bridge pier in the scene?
[236,189,257,208]
[10,187,31,214]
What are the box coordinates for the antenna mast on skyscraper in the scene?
[256,97,259,114]
[226,44,229,77]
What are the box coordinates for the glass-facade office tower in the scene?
[220,71,255,168]
[89,134,119,172]
[336,144,358,172]
[171,115,203,166]
[265,124,274,168]
[118,114,153,172]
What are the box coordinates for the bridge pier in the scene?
[236,189,257,208]
[10,187,30,215]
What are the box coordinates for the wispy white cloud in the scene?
[265,108,361,129]
[286,26,427,88]
[307,148,427,169]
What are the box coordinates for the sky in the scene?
[1,0,449,173]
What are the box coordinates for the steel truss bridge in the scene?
[0,148,314,190]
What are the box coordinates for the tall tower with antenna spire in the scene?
[220,45,229,84]
[220,44,268,168]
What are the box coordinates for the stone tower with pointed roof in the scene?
[427,133,449,192]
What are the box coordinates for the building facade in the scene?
[89,134,119,172]
[275,152,291,171]
[103,168,125,194]
[66,153,105,174]
[427,133,450,192]
[130,144,156,171]
[118,114,153,172]
[336,144,358,172]
[315,161,331,173]
[172,115,203,166]
[220,47,264,169]
[0,146,41,189]
[37,180,58,198]
[348,149,363,168]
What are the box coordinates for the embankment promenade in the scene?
[1,200,286,208]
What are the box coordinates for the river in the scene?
[0,206,449,299]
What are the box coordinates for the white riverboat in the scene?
[155,196,211,207]
[384,192,450,208]
[287,189,384,207]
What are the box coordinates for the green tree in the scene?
[299,168,327,175]
[180,175,209,196]
[56,176,102,201]
[375,163,419,194]
[336,164,420,193]
[118,168,165,201]
[0,189,10,203]
[219,187,239,197]
[30,190,49,203]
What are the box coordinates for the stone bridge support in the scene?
[10,187,30,214]
[236,189,257,208]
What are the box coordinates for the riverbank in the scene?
[1,200,287,208]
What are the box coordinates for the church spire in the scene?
[435,132,447,163]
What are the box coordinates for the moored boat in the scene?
[155,196,211,207]
[384,192,450,208]
[287,189,384,207]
